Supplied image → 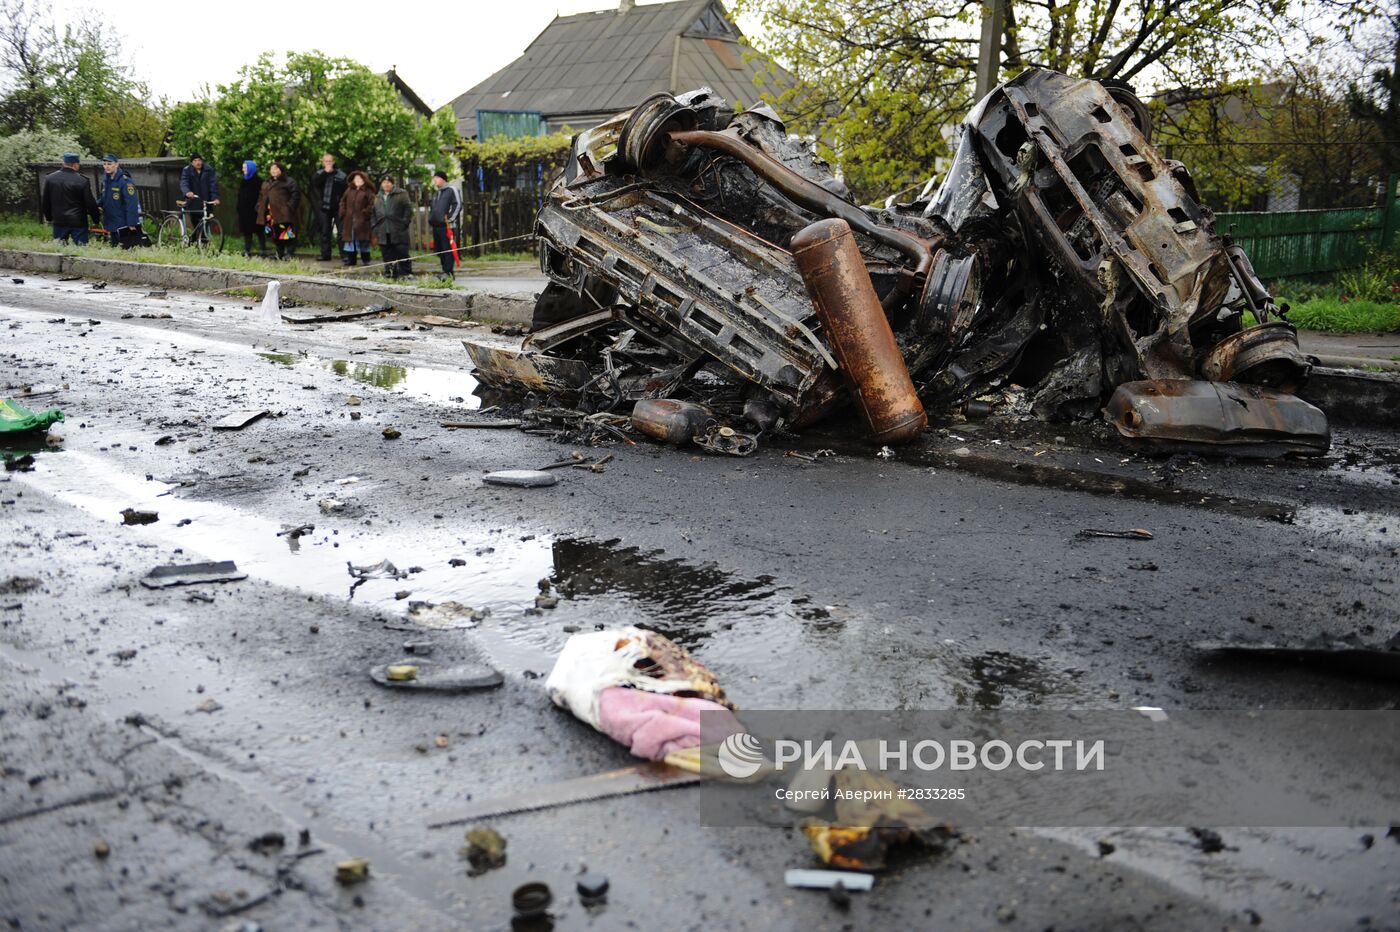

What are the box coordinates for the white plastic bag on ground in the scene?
[259,281,281,324]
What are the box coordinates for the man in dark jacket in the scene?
[99,155,143,248]
[427,170,460,280]
[371,174,414,279]
[311,153,347,261]
[41,154,100,244]
[179,155,220,242]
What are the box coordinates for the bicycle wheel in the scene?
[194,218,225,254]
[157,216,184,249]
[206,218,225,254]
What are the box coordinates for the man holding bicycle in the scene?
[179,155,220,241]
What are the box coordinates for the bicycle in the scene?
[156,198,225,253]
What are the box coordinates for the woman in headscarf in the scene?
[236,160,265,257]
[255,161,301,259]
[337,170,374,266]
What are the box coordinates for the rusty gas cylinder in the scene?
[790,218,927,444]
[631,399,714,446]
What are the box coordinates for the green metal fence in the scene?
[1215,174,1399,279]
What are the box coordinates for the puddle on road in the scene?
[256,351,481,407]
[955,651,1064,709]
[10,450,844,686]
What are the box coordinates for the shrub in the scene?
[0,128,87,207]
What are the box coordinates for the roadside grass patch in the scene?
[1280,297,1400,333]
[1,212,525,287]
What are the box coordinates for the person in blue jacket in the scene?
[100,155,143,248]
[179,154,220,242]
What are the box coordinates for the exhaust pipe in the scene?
[791,218,927,445]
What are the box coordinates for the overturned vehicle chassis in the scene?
[468,69,1329,457]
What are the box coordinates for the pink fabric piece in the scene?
[597,686,735,760]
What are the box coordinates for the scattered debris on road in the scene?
[334,858,371,885]
[1076,528,1155,541]
[441,418,524,429]
[348,558,405,595]
[576,871,609,905]
[463,827,508,876]
[369,660,503,691]
[512,882,552,924]
[211,409,269,431]
[140,560,247,588]
[801,770,957,871]
[785,869,875,892]
[483,469,558,488]
[428,758,702,827]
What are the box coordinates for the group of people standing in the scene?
[40,153,145,247]
[40,151,463,280]
[231,153,460,279]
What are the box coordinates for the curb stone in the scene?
[0,247,536,325]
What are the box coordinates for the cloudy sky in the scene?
[39,0,761,110]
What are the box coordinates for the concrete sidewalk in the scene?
[0,247,538,324]
[1299,331,1400,372]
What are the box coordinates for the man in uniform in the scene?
[40,153,100,244]
[100,155,144,248]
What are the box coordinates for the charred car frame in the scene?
[466,69,1329,457]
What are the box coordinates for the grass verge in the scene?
[1,214,531,288]
[1279,297,1400,333]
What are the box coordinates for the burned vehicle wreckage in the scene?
[467,69,1330,457]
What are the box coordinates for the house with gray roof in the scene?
[448,0,792,140]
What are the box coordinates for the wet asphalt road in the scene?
[1,273,1398,931]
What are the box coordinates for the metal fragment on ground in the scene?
[428,761,702,828]
[140,561,247,588]
[369,660,504,692]
[784,870,875,891]
[1076,528,1154,541]
[211,410,269,431]
[483,469,558,488]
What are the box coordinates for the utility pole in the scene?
[974,0,1006,100]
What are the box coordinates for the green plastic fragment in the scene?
[0,399,64,434]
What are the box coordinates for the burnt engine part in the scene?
[791,218,927,444]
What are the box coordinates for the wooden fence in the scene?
[460,189,542,254]
[1216,174,1399,279]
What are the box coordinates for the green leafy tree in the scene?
[79,95,166,158]
[167,51,460,189]
[735,0,1294,201]
[1348,2,1400,166]
[0,125,85,206]
[0,0,160,153]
